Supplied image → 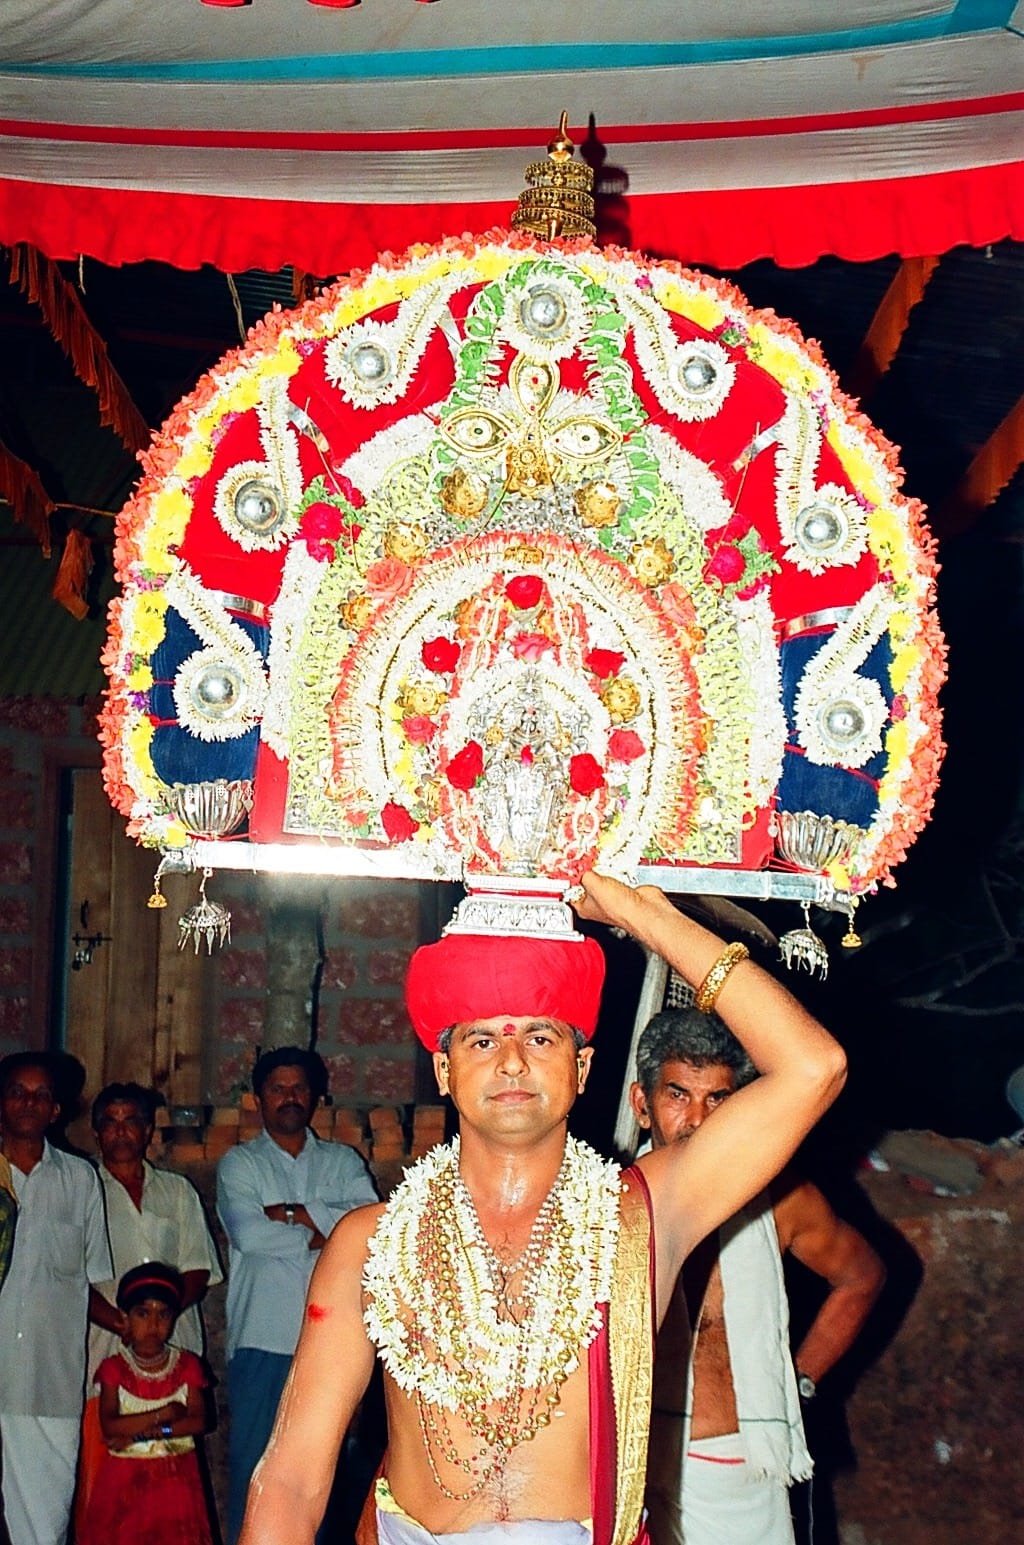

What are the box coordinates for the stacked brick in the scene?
[138,1100,449,1176]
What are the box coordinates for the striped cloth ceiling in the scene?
[1,0,1022,272]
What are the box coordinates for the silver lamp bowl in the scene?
[776,810,863,872]
[163,779,254,839]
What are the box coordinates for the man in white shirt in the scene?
[0,1053,113,1545]
[76,1081,223,1525]
[217,1046,378,1544]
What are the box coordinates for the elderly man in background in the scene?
[631,1009,885,1545]
[217,1045,378,1544]
[0,1052,112,1545]
[77,1080,223,1526]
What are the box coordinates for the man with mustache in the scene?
[217,1046,378,1543]
[631,1009,884,1544]
[236,874,849,1545]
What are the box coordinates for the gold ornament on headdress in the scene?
[511,112,596,240]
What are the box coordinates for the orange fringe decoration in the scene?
[0,438,54,555]
[6,244,149,455]
[52,527,95,620]
[936,393,1024,541]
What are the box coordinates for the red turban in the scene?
[405,932,606,1051]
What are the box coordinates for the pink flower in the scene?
[305,539,334,564]
[511,632,553,663]
[344,809,369,828]
[608,729,645,763]
[703,544,745,585]
[381,802,420,843]
[585,648,625,679]
[421,637,461,674]
[402,715,437,745]
[446,741,484,791]
[365,557,413,601]
[505,574,543,610]
[569,754,605,796]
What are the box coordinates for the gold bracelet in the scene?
[694,941,750,1014]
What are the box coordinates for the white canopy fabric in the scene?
[1,0,1022,271]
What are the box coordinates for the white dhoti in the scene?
[374,1480,592,1545]
[0,1413,80,1545]
[678,1434,794,1545]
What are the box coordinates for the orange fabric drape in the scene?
[6,244,149,454]
[0,437,54,553]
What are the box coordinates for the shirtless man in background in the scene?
[632,1009,884,1545]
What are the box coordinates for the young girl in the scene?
[78,1261,214,1545]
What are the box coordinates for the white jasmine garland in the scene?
[362,1136,622,1412]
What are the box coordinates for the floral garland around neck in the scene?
[362,1135,622,1496]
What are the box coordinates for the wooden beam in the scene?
[844,256,940,402]
[933,393,1024,541]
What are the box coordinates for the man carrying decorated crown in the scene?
[237,869,846,1545]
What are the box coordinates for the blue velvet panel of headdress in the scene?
[776,629,892,829]
[147,607,265,785]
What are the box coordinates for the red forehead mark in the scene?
[501,1023,518,1037]
[306,1302,331,1323]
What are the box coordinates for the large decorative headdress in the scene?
[100,123,944,964]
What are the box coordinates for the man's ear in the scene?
[433,1051,450,1096]
[628,1082,651,1129]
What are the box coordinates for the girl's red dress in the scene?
[77,1347,214,1545]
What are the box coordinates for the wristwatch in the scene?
[284,1205,296,1225]
[796,1372,817,1402]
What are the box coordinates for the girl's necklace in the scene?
[124,1344,177,1380]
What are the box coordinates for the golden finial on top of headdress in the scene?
[511,112,596,241]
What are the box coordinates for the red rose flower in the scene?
[505,574,543,610]
[511,632,553,663]
[704,544,745,585]
[402,715,437,745]
[305,539,334,564]
[381,802,420,843]
[421,637,461,674]
[301,502,344,542]
[569,753,605,796]
[721,514,750,542]
[330,471,366,509]
[446,740,484,791]
[608,729,645,763]
[585,648,625,679]
[520,746,534,765]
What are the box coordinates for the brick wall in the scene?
[200,872,425,1109]
[0,695,99,1054]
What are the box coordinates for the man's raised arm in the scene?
[238,1204,382,1545]
[575,873,847,1298]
